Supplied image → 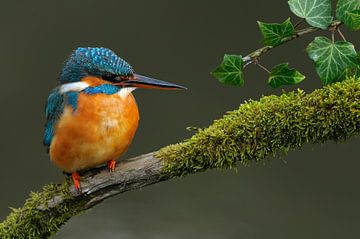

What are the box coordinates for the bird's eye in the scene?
[102,74,121,83]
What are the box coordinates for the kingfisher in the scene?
[44,47,186,190]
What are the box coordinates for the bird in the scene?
[44,47,186,190]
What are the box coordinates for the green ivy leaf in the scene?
[336,0,360,30]
[346,10,360,30]
[340,65,360,79]
[339,52,360,79]
[288,0,333,29]
[257,18,295,46]
[306,36,358,84]
[268,63,305,88]
[212,55,245,86]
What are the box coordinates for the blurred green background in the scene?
[0,0,359,238]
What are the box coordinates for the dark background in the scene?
[0,1,359,238]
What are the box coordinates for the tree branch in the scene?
[242,20,342,65]
[1,77,359,238]
[55,152,164,209]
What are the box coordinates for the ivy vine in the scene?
[212,0,360,88]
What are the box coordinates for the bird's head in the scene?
[59,47,186,92]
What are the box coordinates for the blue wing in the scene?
[43,87,65,147]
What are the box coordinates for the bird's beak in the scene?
[122,74,187,90]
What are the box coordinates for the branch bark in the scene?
[0,77,359,238]
[70,152,165,208]
[46,152,164,210]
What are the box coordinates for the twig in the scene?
[242,20,342,67]
[337,27,347,41]
[254,59,271,73]
[294,19,305,29]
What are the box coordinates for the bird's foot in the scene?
[107,160,116,172]
[71,172,81,190]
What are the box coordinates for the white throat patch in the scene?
[118,87,136,99]
[59,82,90,93]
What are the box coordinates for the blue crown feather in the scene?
[59,47,134,84]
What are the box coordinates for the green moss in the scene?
[158,77,360,177]
[1,77,359,238]
[0,181,87,238]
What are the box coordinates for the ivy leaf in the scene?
[257,18,295,46]
[212,55,245,86]
[346,10,360,30]
[339,65,360,79]
[339,52,360,79]
[336,0,360,30]
[288,0,333,29]
[306,36,358,84]
[268,63,305,88]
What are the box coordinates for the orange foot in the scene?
[107,160,117,172]
[71,172,81,190]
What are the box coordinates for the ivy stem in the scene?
[294,19,305,29]
[254,59,271,74]
[243,20,342,67]
[244,61,253,68]
[337,27,347,41]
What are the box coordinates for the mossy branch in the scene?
[1,77,359,238]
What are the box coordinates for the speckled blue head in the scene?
[59,47,134,84]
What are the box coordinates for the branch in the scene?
[242,20,342,65]
[1,77,359,238]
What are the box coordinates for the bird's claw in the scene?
[71,172,81,191]
[107,160,116,172]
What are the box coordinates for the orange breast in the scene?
[49,92,139,173]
